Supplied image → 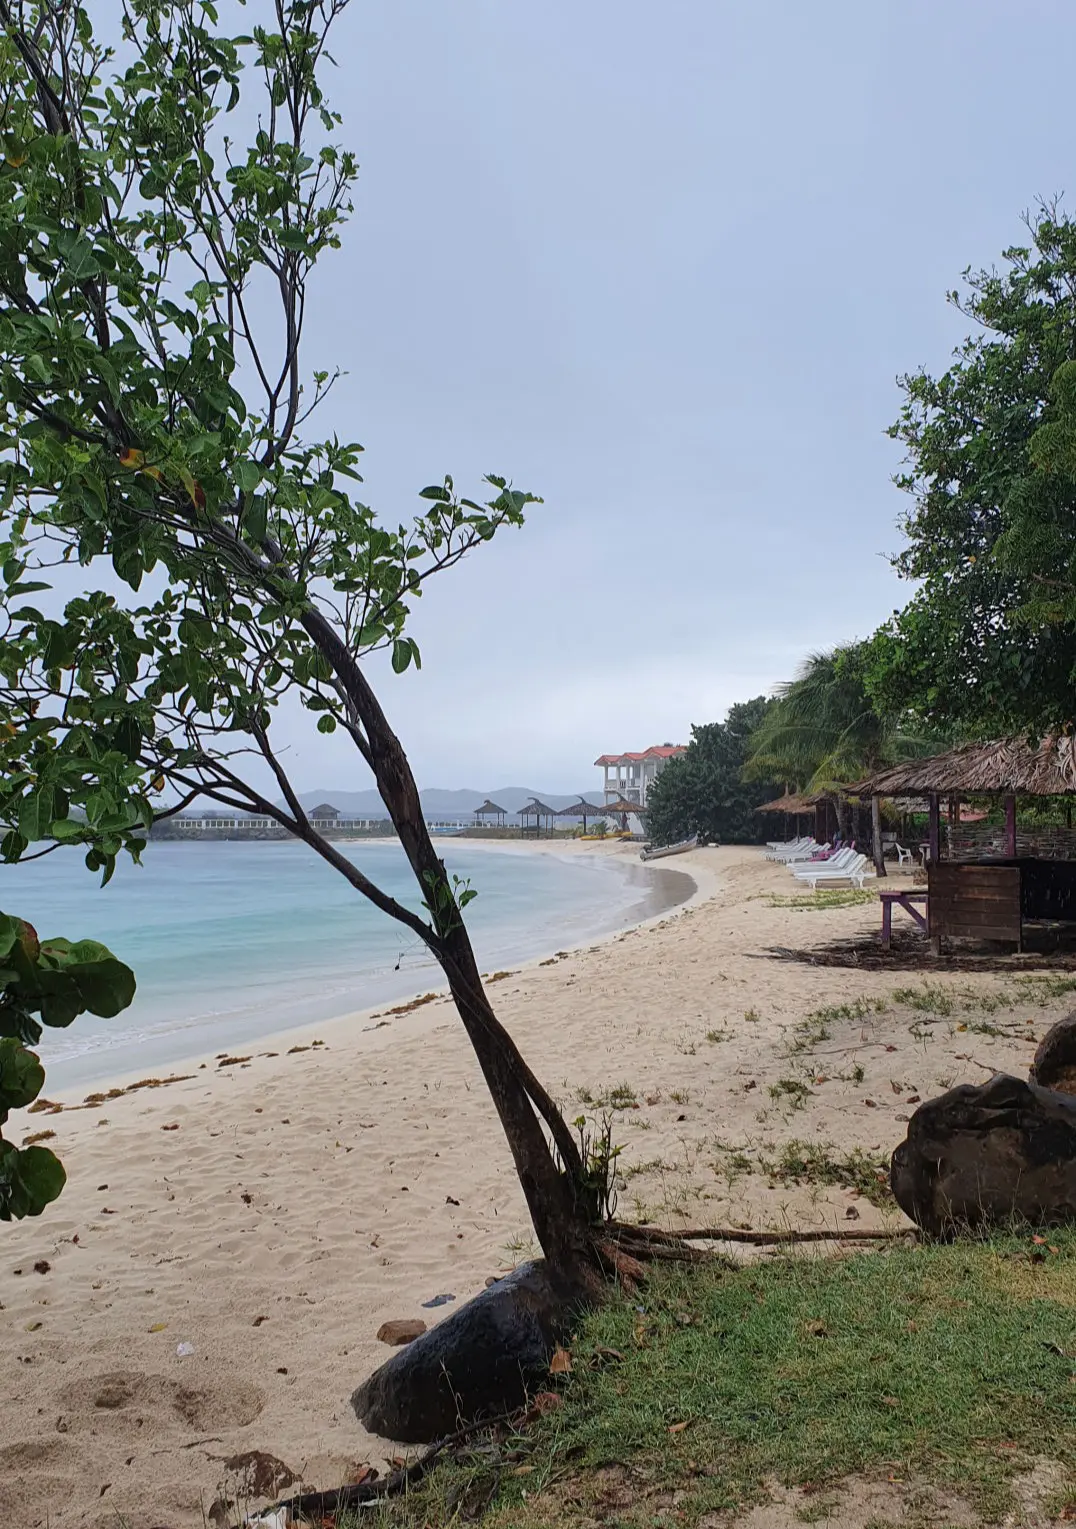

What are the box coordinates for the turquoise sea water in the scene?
[0,841,691,1088]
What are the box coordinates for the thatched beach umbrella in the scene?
[756,789,819,840]
[518,798,559,836]
[557,798,605,832]
[755,790,817,817]
[473,797,508,828]
[601,795,646,830]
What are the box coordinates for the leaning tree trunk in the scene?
[871,796,887,877]
[302,610,607,1295]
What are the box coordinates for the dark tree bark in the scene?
[300,610,606,1292]
[871,796,887,877]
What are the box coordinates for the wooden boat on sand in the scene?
[639,835,698,862]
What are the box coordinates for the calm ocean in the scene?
[0,840,691,1088]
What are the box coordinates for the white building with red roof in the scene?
[593,743,687,810]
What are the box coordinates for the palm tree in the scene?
[744,646,932,876]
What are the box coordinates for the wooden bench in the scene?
[879,889,928,950]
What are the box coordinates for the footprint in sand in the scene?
[4,1437,82,1528]
[57,1370,265,1433]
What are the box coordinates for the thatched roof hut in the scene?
[854,737,1076,799]
[473,798,508,825]
[756,790,817,815]
[557,798,605,819]
[602,796,646,817]
[518,798,556,825]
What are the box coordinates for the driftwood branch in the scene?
[266,1408,518,1519]
[608,1220,910,1249]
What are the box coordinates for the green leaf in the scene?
[62,236,101,282]
[0,1141,66,1220]
[242,495,268,543]
[0,1036,44,1110]
[234,460,262,494]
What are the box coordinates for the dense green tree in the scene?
[644,697,777,847]
[0,1,622,1288]
[868,204,1076,736]
[745,646,932,874]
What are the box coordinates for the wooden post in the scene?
[928,794,940,863]
[1005,794,1017,858]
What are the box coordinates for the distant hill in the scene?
[295,787,602,819]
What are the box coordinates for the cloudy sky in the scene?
[279,0,1073,794]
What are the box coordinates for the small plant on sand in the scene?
[834,1062,867,1085]
[787,1015,832,1054]
[576,1081,639,1111]
[768,1078,812,1110]
[744,1007,762,1023]
[568,1113,624,1222]
[810,997,889,1025]
[705,1027,731,1043]
[893,984,955,1016]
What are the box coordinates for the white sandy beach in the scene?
[2,843,1064,1527]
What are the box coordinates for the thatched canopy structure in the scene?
[473,798,507,825]
[756,790,817,815]
[602,796,646,817]
[854,737,1076,799]
[557,798,605,820]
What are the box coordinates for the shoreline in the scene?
[42,839,708,1101]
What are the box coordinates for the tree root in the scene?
[606,1219,910,1254]
[261,1409,519,1522]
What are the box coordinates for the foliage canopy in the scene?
[0,0,611,1282]
[644,697,776,847]
[868,205,1076,736]
[0,0,536,886]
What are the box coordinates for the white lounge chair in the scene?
[789,846,855,877]
[773,839,830,864]
[765,836,813,861]
[794,852,876,890]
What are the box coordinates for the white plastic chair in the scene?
[894,842,914,868]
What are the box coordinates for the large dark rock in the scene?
[352,1260,583,1444]
[1030,1013,1076,1095]
[891,1072,1076,1236]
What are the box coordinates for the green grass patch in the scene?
[759,1138,894,1207]
[575,1080,639,1110]
[359,1235,1076,1527]
[767,1077,813,1109]
[763,887,878,910]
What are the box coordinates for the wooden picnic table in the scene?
[879,888,928,950]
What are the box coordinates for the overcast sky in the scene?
[271,0,1072,794]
